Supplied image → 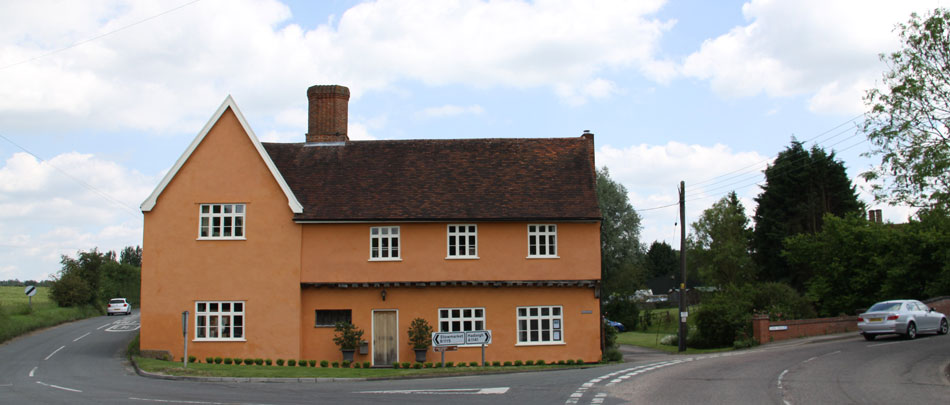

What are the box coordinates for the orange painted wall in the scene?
[300,222,600,283]
[141,107,302,361]
[300,286,602,364]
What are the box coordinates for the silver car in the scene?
[857,299,948,341]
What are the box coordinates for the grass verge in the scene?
[0,286,101,344]
[616,331,733,354]
[134,356,598,379]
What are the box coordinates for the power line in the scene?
[0,132,140,218]
[0,0,202,71]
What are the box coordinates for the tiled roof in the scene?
[262,137,601,221]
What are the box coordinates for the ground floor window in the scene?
[439,307,485,332]
[315,309,352,327]
[517,305,562,344]
[196,301,244,340]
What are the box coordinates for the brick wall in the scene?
[752,297,950,344]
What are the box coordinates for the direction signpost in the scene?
[432,330,492,367]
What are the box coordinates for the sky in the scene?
[0,0,942,282]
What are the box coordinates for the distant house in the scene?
[139,85,603,365]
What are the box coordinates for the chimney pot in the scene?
[306,85,350,143]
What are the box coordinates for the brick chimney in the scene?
[306,85,349,143]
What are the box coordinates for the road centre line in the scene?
[44,345,65,360]
[29,366,37,377]
[358,387,509,395]
[73,332,91,342]
[36,381,82,393]
[130,397,274,405]
[868,341,907,348]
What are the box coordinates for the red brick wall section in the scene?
[752,297,950,344]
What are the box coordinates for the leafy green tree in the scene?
[752,141,863,291]
[597,167,645,295]
[120,245,142,267]
[690,192,755,287]
[862,8,950,207]
[644,241,678,279]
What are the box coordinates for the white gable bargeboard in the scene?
[140,96,302,214]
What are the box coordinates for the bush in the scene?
[525,360,534,366]
[445,361,454,368]
[603,348,623,362]
[413,362,423,369]
[492,361,501,367]
[603,292,640,331]
[513,360,523,366]
[433,362,442,368]
[401,362,411,369]
[287,359,296,367]
[223,358,233,365]
[392,362,399,369]
[265,359,272,366]
[188,355,197,363]
[424,362,433,368]
[469,361,478,367]
[298,359,307,367]
[354,362,361,368]
[244,358,254,365]
[536,359,545,365]
[576,359,584,364]
[331,362,339,368]
[341,360,351,368]
[214,357,223,364]
[276,359,284,366]
[205,357,214,364]
[308,360,316,367]
[363,362,370,368]
[503,361,512,366]
[457,362,467,368]
[320,360,329,368]
[566,359,575,365]
[557,360,566,365]
[255,358,263,366]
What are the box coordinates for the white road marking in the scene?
[358,387,509,395]
[868,341,906,348]
[130,397,274,405]
[97,323,111,330]
[29,366,37,377]
[73,332,91,342]
[44,345,65,360]
[105,317,141,332]
[36,381,82,393]
[0,384,12,387]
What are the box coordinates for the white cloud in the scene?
[0,0,677,137]
[598,142,769,246]
[418,104,484,119]
[681,0,942,114]
[0,152,152,281]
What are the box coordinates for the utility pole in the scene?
[678,181,687,352]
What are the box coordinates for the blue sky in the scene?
[0,0,938,281]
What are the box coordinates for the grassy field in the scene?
[0,285,101,344]
[134,356,599,379]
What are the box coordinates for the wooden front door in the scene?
[373,310,397,366]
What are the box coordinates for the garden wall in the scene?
[752,296,950,344]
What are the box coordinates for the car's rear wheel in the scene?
[905,322,917,340]
[939,318,948,335]
[863,333,875,341]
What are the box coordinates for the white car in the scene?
[857,299,948,341]
[107,298,132,316]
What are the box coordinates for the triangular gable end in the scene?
[140,96,303,214]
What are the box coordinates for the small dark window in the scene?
[315,309,352,327]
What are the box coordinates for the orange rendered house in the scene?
[140,85,603,366]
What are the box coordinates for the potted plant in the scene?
[333,321,364,362]
[407,317,434,363]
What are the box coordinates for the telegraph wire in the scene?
[0,0,202,71]
[0,132,140,218]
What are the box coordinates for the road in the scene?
[1,313,947,404]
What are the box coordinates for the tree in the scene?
[597,167,645,295]
[120,245,142,267]
[690,192,755,288]
[644,241,678,279]
[862,8,950,208]
[752,141,863,291]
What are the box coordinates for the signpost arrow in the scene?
[465,330,492,345]
[431,332,465,346]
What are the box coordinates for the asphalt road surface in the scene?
[1,313,947,404]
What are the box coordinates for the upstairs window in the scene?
[199,204,245,239]
[370,226,400,260]
[528,224,558,258]
[447,224,477,258]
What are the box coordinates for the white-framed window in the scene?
[195,301,244,341]
[199,204,245,239]
[447,224,477,258]
[370,226,400,260]
[439,307,486,333]
[528,224,558,258]
[517,305,563,344]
